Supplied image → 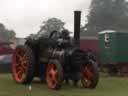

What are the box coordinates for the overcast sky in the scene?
[0,0,91,38]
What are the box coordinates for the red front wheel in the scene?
[81,59,99,89]
[46,60,63,90]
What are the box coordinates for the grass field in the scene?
[0,74,128,96]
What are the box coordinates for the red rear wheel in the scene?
[46,60,63,90]
[12,45,35,84]
[13,48,28,82]
[81,59,99,89]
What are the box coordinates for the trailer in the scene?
[99,30,128,76]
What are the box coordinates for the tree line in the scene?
[0,23,16,42]
[82,0,128,36]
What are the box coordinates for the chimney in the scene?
[74,11,81,47]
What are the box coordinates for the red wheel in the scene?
[81,59,99,89]
[12,45,35,84]
[46,60,63,90]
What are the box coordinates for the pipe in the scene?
[74,11,81,48]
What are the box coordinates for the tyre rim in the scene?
[13,48,28,83]
[81,64,94,88]
[46,63,59,89]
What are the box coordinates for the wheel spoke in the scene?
[50,64,54,69]
[19,51,24,57]
[50,69,56,75]
[51,80,56,87]
[47,73,54,87]
[52,73,57,82]
[22,63,27,71]
[19,53,28,73]
[21,60,27,69]
[85,67,94,79]
[21,54,27,61]
[17,70,23,79]
[81,75,92,87]
[16,54,21,59]
[16,65,20,72]
[84,78,91,87]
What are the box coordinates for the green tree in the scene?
[0,23,6,33]
[0,23,16,41]
[39,18,65,34]
[82,0,128,36]
[6,30,16,40]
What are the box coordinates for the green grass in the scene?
[0,74,128,96]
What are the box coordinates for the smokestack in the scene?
[74,11,81,47]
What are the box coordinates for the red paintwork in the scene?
[0,42,13,45]
[80,39,101,65]
[0,42,13,55]
[80,39,98,52]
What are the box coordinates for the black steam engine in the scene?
[12,11,99,90]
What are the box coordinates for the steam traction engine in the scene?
[12,11,99,90]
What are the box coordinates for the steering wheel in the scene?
[49,31,60,39]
